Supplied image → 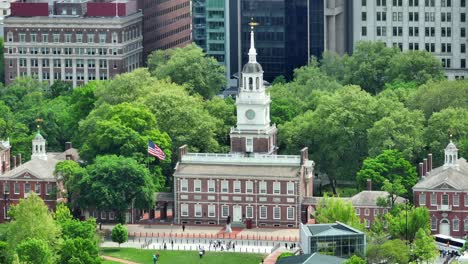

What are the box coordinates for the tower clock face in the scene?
[245,109,256,120]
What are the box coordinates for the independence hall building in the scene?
[4,0,143,87]
[173,28,315,228]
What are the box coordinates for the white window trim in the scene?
[260,206,267,219]
[431,217,437,230]
[287,182,294,195]
[180,179,188,192]
[259,181,267,194]
[195,204,202,217]
[181,204,188,217]
[273,206,281,220]
[221,180,229,193]
[454,194,460,207]
[454,218,460,231]
[355,208,360,215]
[373,209,379,216]
[234,181,241,193]
[208,180,215,193]
[273,182,281,195]
[364,208,370,216]
[100,211,106,220]
[419,193,426,205]
[208,205,215,218]
[246,206,253,219]
[430,193,437,206]
[194,179,201,193]
[14,183,20,195]
[222,205,229,218]
[464,218,468,231]
[246,181,253,194]
[287,207,295,220]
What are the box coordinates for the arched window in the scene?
[449,155,452,163]
[35,145,38,152]
[431,216,437,230]
[249,78,253,90]
[256,77,259,90]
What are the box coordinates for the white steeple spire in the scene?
[32,128,47,161]
[248,18,258,63]
[444,139,459,169]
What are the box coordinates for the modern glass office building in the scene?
[299,222,366,258]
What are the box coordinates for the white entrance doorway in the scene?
[440,219,450,236]
[233,206,242,222]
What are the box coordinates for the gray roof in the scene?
[1,148,79,180]
[276,253,346,264]
[305,222,364,237]
[174,163,300,178]
[350,191,405,207]
[242,62,263,73]
[413,158,468,190]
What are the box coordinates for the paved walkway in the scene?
[102,255,139,264]
[263,248,289,264]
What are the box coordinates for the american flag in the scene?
[148,140,166,160]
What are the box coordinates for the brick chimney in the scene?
[419,162,424,179]
[12,156,16,170]
[65,142,72,150]
[17,154,22,167]
[367,179,372,191]
[423,158,428,176]
[428,154,433,174]
[300,147,309,165]
[1,161,5,174]
[178,145,188,162]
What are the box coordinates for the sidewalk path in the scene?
[102,255,139,264]
[263,248,288,264]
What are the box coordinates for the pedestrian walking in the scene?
[152,252,159,264]
[182,224,185,232]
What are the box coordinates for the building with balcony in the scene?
[413,141,468,237]
[137,0,191,62]
[352,0,468,79]
[0,132,79,222]
[4,0,143,87]
[173,27,315,228]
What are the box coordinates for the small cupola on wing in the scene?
[444,140,458,169]
[32,130,47,161]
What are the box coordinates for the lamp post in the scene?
[405,199,409,246]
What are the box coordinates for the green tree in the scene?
[271,75,287,85]
[111,224,128,247]
[408,80,468,118]
[356,150,418,194]
[343,255,366,264]
[368,108,426,161]
[343,41,399,94]
[45,80,72,99]
[386,50,444,85]
[60,237,101,264]
[386,206,430,242]
[54,161,88,210]
[292,58,343,92]
[0,37,4,83]
[147,43,226,99]
[319,50,345,83]
[413,228,438,263]
[0,241,10,264]
[315,195,363,230]
[381,179,406,207]
[280,86,379,193]
[204,97,236,152]
[16,238,53,264]
[367,239,410,264]
[79,102,172,163]
[78,155,155,223]
[7,192,60,252]
[425,107,468,165]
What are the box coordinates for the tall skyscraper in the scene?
[353,0,468,80]
[138,0,192,63]
[193,0,233,84]
[237,0,347,82]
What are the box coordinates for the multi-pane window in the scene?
[88,72,96,81]
[392,0,402,6]
[454,218,460,231]
[409,27,419,37]
[441,12,452,22]
[425,43,435,52]
[31,33,37,42]
[462,28,467,38]
[419,193,426,205]
[376,12,387,21]
[222,205,229,218]
[246,181,253,194]
[409,0,419,6]
[365,208,370,216]
[234,181,241,193]
[35,184,41,194]
[19,59,27,67]
[462,0,466,7]
[259,181,267,194]
[181,204,188,216]
[19,33,26,42]
[441,0,451,7]
[100,212,106,219]
[76,59,84,68]
[88,59,95,68]
[287,182,294,195]
[99,33,106,43]
[7,32,12,42]
[361,12,367,21]
[441,27,452,37]
[180,179,188,192]
[465,218,468,231]
[273,207,280,219]
[99,59,107,68]
[356,208,360,215]
[362,27,367,37]
[208,205,215,217]
[273,182,281,194]
[195,204,202,217]
[287,207,294,220]
[377,26,387,36]
[24,183,30,194]
[208,180,215,192]
[362,0,366,6]
[194,180,201,192]
[461,59,466,69]
[54,72,61,80]
[46,184,52,195]
[392,12,403,21]
[374,209,379,216]
[393,27,403,36]
[246,206,253,218]
[87,34,94,43]
[100,73,107,80]
[425,27,435,37]
[431,216,437,230]
[260,206,267,219]
[377,0,386,6]
[425,12,435,22]
[462,44,466,53]
[76,33,82,43]
[64,48,72,55]
[65,33,72,43]
[441,43,452,53]
[409,12,419,21]
[431,193,437,205]
[454,194,460,206]
[31,59,38,67]
[65,72,73,81]
[222,180,229,193]
[42,72,50,80]
[425,0,435,6]
[462,13,466,23]
[53,33,60,43]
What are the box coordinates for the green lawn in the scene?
[102,260,121,264]
[100,248,265,264]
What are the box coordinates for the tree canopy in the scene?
[315,195,363,230]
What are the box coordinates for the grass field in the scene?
[101,248,265,264]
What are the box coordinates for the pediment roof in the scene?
[413,158,468,190]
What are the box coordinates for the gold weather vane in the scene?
[249,17,259,30]
[35,118,43,130]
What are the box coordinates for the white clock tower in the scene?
[230,20,277,154]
